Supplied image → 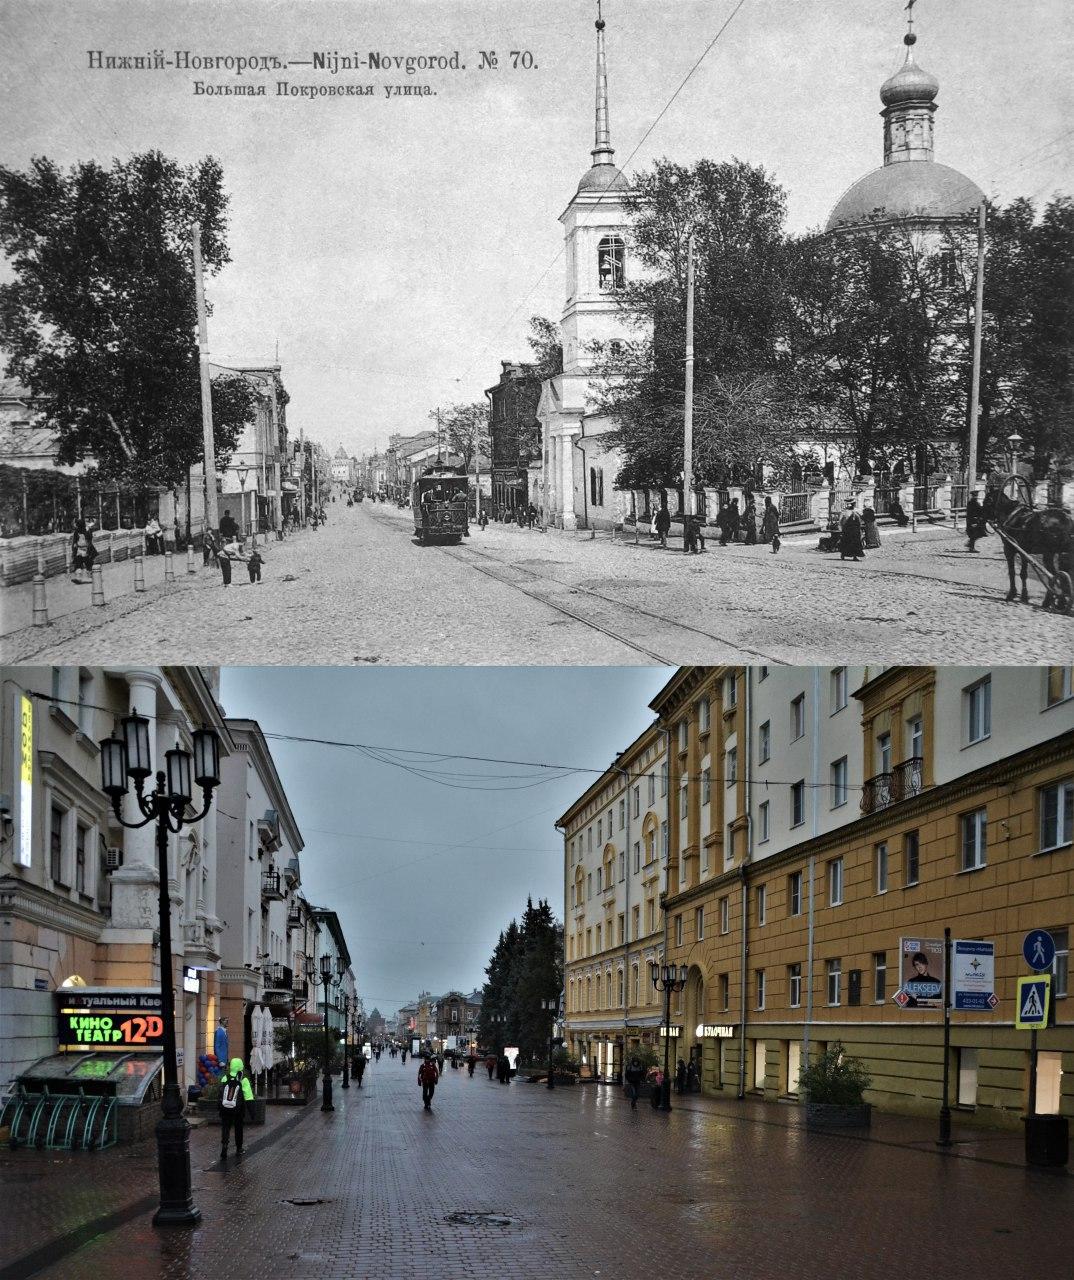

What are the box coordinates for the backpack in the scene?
[221,1078,241,1109]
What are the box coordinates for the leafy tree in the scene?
[0,150,256,485]
[429,401,490,471]
[527,315,563,380]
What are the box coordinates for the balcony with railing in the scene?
[262,962,293,994]
[261,869,283,900]
[861,757,925,814]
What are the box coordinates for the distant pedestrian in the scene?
[719,499,741,546]
[862,504,881,549]
[219,509,239,541]
[401,1048,407,1065]
[760,497,780,552]
[478,508,488,530]
[648,1067,664,1109]
[203,528,219,568]
[675,1058,687,1095]
[654,504,671,548]
[686,1058,700,1093]
[498,1053,511,1084]
[888,497,909,527]
[486,1055,496,1080]
[839,505,865,562]
[418,1054,439,1110]
[467,1054,477,1078]
[218,1056,254,1160]
[527,504,538,529]
[247,548,263,584]
[624,1057,644,1109]
[70,519,97,584]
[683,513,698,554]
[743,497,758,545]
[965,492,988,552]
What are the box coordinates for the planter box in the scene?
[805,1101,872,1130]
[194,1097,267,1126]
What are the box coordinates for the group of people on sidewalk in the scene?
[623,1056,702,1110]
[652,496,784,555]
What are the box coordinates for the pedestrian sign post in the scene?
[1016,975,1051,1031]
[1023,930,1055,973]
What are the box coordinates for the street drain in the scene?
[284,1197,328,1206]
[444,1211,520,1229]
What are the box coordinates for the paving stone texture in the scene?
[2,501,1070,666]
[3,1054,1072,1280]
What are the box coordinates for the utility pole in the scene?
[298,427,307,526]
[967,201,986,499]
[683,235,696,521]
[192,226,220,533]
[436,407,443,464]
[270,369,282,534]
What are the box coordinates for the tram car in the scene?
[412,465,470,544]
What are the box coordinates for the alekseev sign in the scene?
[893,936,945,1009]
[57,989,165,1051]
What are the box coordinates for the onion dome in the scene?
[880,49,939,106]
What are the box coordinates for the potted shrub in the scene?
[799,1042,872,1129]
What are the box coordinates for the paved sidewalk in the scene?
[3,1054,1070,1280]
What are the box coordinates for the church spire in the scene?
[592,1,615,167]
[879,1,940,165]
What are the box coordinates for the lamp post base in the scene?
[153,1109,201,1228]
[660,1079,673,1112]
[321,1071,335,1112]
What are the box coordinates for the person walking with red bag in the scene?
[418,1053,439,1110]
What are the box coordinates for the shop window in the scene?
[1034,1052,1064,1115]
[957,1047,979,1106]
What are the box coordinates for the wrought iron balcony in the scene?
[263,962,293,993]
[292,977,308,1001]
[861,757,925,814]
[286,906,303,929]
[261,869,283,899]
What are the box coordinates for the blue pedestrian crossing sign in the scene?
[1015,975,1051,1031]
[1023,930,1055,972]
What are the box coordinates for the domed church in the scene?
[827,17,984,233]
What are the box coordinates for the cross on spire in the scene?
[592,0,614,164]
[905,0,917,45]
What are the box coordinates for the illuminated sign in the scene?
[57,990,165,1051]
[696,1024,734,1038]
[183,966,200,994]
[17,692,32,868]
[658,1025,681,1037]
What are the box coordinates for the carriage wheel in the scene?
[1054,570,1074,614]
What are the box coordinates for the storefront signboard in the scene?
[696,1024,734,1038]
[57,989,165,1051]
[17,692,33,868]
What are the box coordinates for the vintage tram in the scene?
[411,465,470,544]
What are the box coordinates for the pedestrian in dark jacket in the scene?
[840,507,865,561]
[498,1053,511,1084]
[862,505,881,549]
[247,549,263,584]
[683,512,698,554]
[418,1055,439,1109]
[743,499,758,545]
[686,1059,700,1092]
[760,497,780,551]
[965,493,988,551]
[624,1057,644,1109]
[719,501,741,546]
[218,1056,254,1160]
[654,505,671,548]
[354,1052,366,1088]
[675,1058,687,1094]
[486,1055,496,1080]
[70,519,97,583]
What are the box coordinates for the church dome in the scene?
[576,162,630,195]
[880,55,939,106]
[826,160,984,231]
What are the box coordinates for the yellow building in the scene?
[561,665,1073,1125]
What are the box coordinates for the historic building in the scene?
[537,7,641,532]
[558,725,670,1079]
[559,666,1074,1124]
[486,362,542,514]
[0,665,232,1089]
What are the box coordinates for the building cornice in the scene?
[0,875,105,941]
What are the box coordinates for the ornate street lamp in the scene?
[541,997,558,1090]
[318,953,335,1113]
[341,990,351,1090]
[651,961,689,1113]
[98,718,221,1227]
[490,1011,506,1054]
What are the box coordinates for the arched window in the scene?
[590,467,605,507]
[598,236,625,290]
[936,249,959,290]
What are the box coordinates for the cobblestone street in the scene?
[2,1055,1071,1280]
[2,501,1070,666]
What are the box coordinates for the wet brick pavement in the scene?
[3,501,1071,666]
[5,1054,1072,1280]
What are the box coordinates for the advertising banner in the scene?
[57,990,165,1051]
[894,937,945,1008]
[951,940,997,1011]
[17,692,33,868]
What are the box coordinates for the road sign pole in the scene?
[938,927,952,1148]
[1027,1027,1038,1117]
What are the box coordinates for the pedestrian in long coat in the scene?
[654,505,671,548]
[965,493,988,552]
[862,505,881,549]
[70,519,97,583]
[675,1058,687,1094]
[839,508,865,561]
[760,497,780,547]
[743,499,758,545]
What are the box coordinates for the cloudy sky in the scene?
[219,665,672,1016]
[3,0,1070,456]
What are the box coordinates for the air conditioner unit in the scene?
[104,847,123,870]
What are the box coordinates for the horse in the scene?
[981,487,1074,611]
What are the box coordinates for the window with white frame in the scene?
[678,720,689,751]
[675,914,683,946]
[791,780,805,828]
[830,757,848,808]
[720,895,729,934]
[701,767,711,806]
[791,694,805,741]
[633,841,641,873]
[632,785,640,818]
[1045,666,1073,707]
[726,747,737,786]
[632,964,640,1004]
[877,732,892,775]
[827,958,842,1005]
[876,841,889,894]
[1040,780,1073,852]
[618,798,625,829]
[964,677,992,745]
[699,697,711,733]
[755,969,766,1010]
[788,963,802,1008]
[756,883,766,926]
[647,773,656,807]
[908,715,924,762]
[830,666,847,713]
[828,856,844,906]
[788,869,802,916]
[726,674,738,708]
[961,809,987,870]
[759,720,771,763]
[679,784,688,820]
[904,830,920,885]
[1051,928,1068,998]
[695,906,704,940]
[758,799,770,843]
[873,952,887,1002]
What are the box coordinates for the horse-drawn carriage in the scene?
[412,465,470,545]
[983,473,1073,613]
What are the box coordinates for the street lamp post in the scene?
[341,991,351,1089]
[651,961,688,1113]
[541,998,557,1090]
[318,954,335,1113]
[99,715,221,1228]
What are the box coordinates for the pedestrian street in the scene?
[2,1049,1070,1280]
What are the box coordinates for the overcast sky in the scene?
[3,0,1071,458]
[219,665,672,1016]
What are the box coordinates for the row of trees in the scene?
[0,151,265,489]
[478,897,563,1065]
[576,159,1072,489]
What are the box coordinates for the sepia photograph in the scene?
[0,1,1072,1278]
